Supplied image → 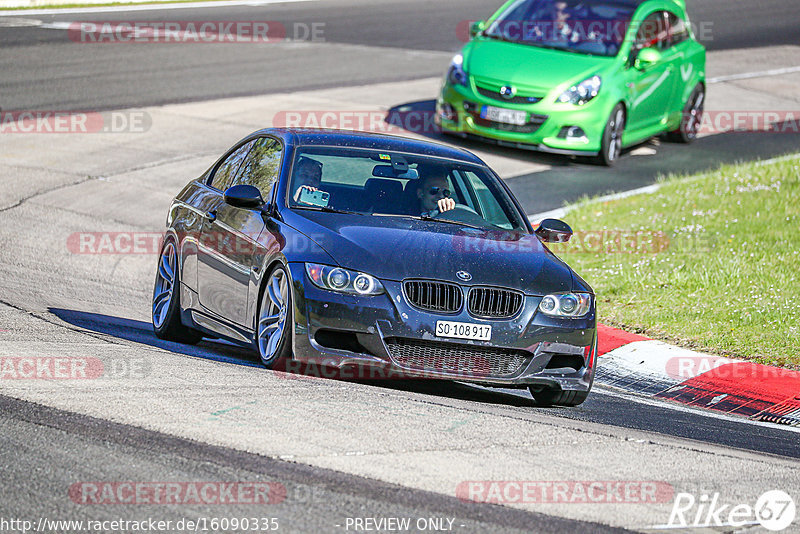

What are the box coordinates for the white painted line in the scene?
[595,386,800,435]
[708,65,800,84]
[528,207,567,223]
[474,381,800,434]
[528,153,800,223]
[528,183,661,223]
[0,0,316,16]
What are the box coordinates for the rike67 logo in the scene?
[662,490,795,531]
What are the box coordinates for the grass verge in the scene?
[553,154,800,369]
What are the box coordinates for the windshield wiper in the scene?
[484,32,517,43]
[418,213,485,230]
[294,205,363,215]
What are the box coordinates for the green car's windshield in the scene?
[287,147,527,232]
[484,0,636,57]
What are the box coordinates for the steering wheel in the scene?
[429,204,487,227]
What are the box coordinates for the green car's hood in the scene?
[465,39,613,94]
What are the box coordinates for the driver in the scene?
[416,164,456,217]
[533,0,575,41]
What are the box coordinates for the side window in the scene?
[459,170,515,229]
[667,12,689,46]
[209,140,255,191]
[233,137,283,199]
[635,11,669,51]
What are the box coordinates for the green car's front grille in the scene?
[463,101,548,134]
[476,84,542,104]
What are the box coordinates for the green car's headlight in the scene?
[447,54,468,87]
[305,263,385,296]
[557,75,601,105]
[538,293,593,318]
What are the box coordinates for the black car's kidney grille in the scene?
[403,280,463,313]
[468,287,524,318]
[385,338,530,378]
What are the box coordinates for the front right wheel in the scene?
[255,264,293,368]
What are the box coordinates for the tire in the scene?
[152,239,203,344]
[530,387,589,407]
[254,263,293,369]
[593,103,626,166]
[667,83,704,143]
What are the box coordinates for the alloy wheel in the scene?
[152,241,176,329]
[258,267,289,363]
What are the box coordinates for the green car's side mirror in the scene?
[634,47,662,70]
[470,20,487,38]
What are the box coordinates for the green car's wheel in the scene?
[668,83,704,143]
[594,103,625,166]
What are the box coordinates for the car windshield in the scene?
[484,0,636,57]
[287,146,527,231]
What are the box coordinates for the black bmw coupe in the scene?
[153,129,596,406]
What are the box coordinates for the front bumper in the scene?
[437,82,609,156]
[287,263,596,392]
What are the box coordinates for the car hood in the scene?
[289,211,574,294]
[464,39,611,93]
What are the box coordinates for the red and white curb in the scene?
[596,324,800,427]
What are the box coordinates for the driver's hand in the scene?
[437,198,456,213]
[293,185,318,202]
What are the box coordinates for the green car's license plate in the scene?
[480,105,527,125]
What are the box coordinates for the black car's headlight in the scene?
[447,53,468,87]
[556,75,601,105]
[305,263,385,296]
[538,293,593,318]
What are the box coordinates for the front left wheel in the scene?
[152,239,203,344]
[255,264,293,368]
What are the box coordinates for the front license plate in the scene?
[435,321,492,341]
[480,105,527,125]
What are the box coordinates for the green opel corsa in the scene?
[436,0,706,165]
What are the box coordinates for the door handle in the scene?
[204,210,217,222]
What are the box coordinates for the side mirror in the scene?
[535,218,573,243]
[470,20,486,38]
[223,184,264,209]
[634,47,661,70]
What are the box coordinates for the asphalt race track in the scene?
[1,0,799,532]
